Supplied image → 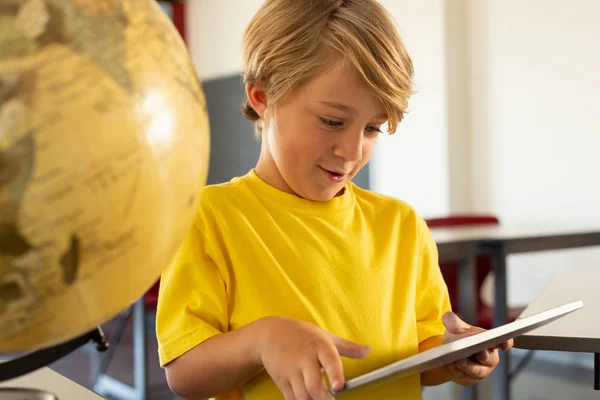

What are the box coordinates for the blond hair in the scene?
[241,0,414,137]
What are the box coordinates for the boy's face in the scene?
[252,63,387,201]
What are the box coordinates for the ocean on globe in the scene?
[0,0,210,353]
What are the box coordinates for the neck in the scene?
[255,142,296,196]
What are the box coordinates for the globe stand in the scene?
[0,327,109,399]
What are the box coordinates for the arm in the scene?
[157,221,248,399]
[413,215,512,387]
[165,316,371,400]
[165,319,264,399]
[422,312,514,388]
[413,216,453,386]
[158,220,369,399]
[419,335,451,386]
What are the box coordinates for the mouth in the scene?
[319,166,348,183]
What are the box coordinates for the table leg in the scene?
[458,255,477,325]
[491,245,508,327]
[595,353,599,390]
[490,244,510,400]
[458,253,479,400]
[133,297,148,400]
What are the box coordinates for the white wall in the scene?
[468,0,600,222]
[186,0,264,81]
[444,0,473,214]
[464,0,600,305]
[370,0,450,218]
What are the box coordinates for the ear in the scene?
[245,83,268,118]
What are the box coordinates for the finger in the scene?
[480,349,499,367]
[442,312,472,334]
[471,349,498,367]
[290,372,311,400]
[447,363,479,386]
[279,381,296,400]
[317,344,346,393]
[330,335,371,359]
[304,364,333,400]
[488,344,507,352]
[501,339,514,351]
[456,358,491,380]
[475,349,492,364]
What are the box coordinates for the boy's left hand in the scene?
[441,312,514,386]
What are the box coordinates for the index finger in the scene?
[303,364,333,400]
[477,348,499,367]
[317,344,345,394]
[500,339,514,351]
[488,338,514,352]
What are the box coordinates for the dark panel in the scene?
[352,160,369,189]
[202,75,260,185]
[202,74,369,189]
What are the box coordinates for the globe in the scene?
[0,0,210,353]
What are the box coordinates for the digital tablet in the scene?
[335,300,583,395]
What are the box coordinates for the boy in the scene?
[156,1,512,399]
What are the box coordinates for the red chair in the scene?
[425,215,526,328]
[144,280,160,309]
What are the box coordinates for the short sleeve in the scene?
[156,222,229,367]
[414,217,452,345]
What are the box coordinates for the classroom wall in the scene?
[369,0,450,218]
[186,0,264,81]
[462,0,600,305]
[186,0,600,306]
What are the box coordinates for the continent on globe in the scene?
[0,134,37,330]
[59,234,79,285]
[1,0,133,93]
[0,135,35,258]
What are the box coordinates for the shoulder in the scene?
[200,176,245,205]
[191,175,249,229]
[350,184,431,241]
[351,184,420,220]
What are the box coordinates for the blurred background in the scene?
[49,1,600,399]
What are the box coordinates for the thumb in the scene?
[442,311,472,334]
[331,335,371,359]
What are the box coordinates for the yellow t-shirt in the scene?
[156,169,451,399]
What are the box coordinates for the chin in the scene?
[292,176,346,201]
[309,193,335,202]
[306,187,343,202]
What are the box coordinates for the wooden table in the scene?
[0,367,103,399]
[432,224,600,400]
[514,268,600,390]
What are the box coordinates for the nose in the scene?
[332,130,363,162]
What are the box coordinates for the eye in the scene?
[320,118,344,129]
[365,125,382,136]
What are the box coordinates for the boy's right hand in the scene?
[256,316,371,400]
